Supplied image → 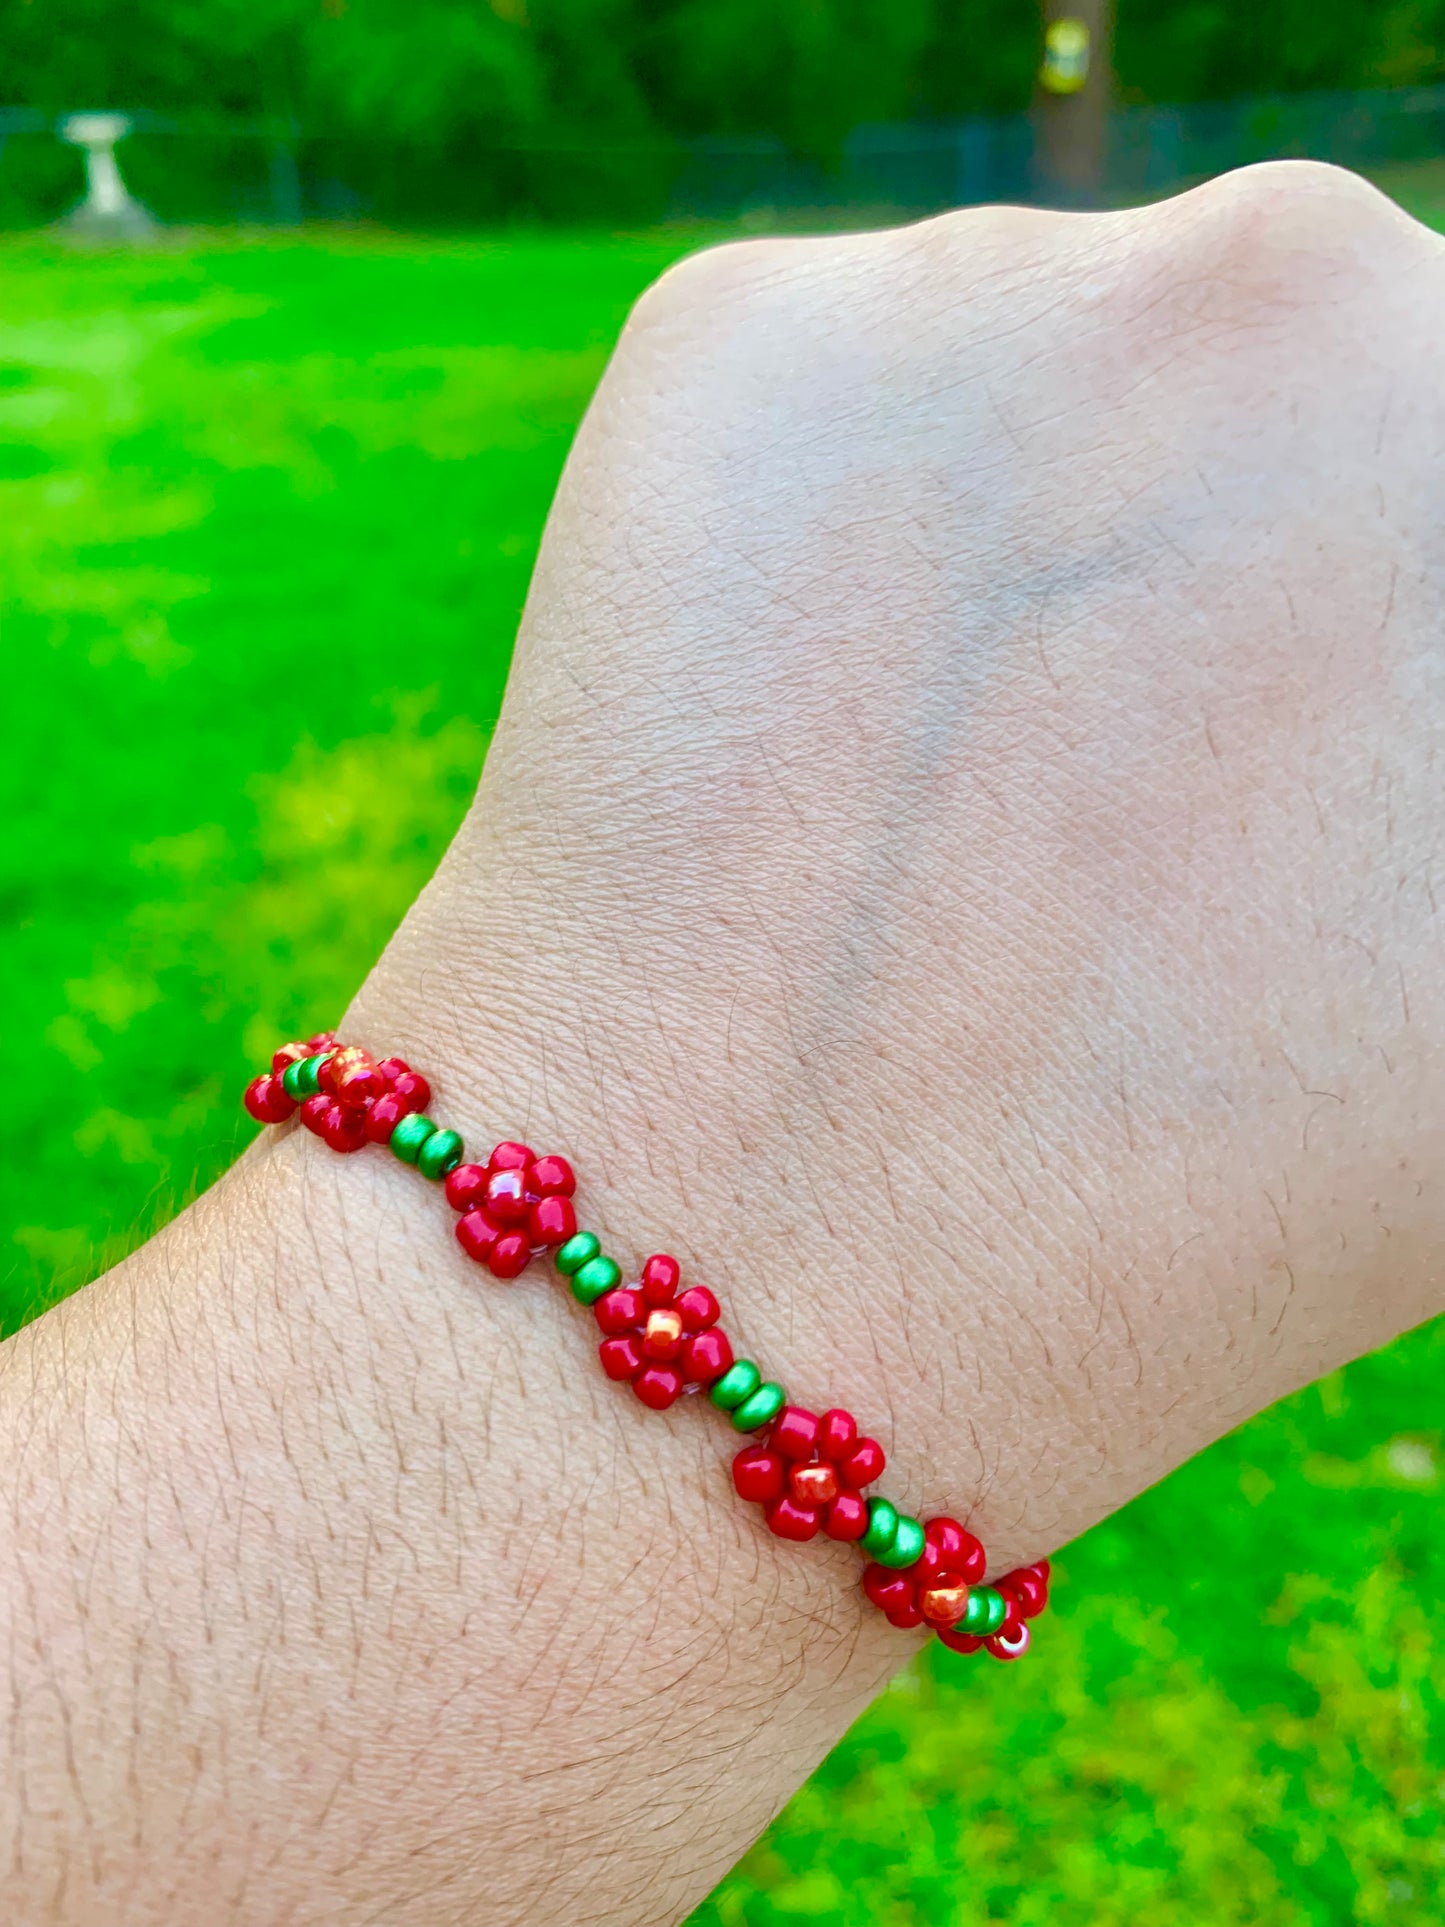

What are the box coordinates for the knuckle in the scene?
[1166,160,1417,285]
[1095,160,1427,341]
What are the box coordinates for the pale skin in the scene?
[5,159,1445,1925]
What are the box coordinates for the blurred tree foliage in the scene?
[4,0,1444,158]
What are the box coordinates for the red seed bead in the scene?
[674,1285,719,1332]
[365,1091,406,1143]
[640,1254,681,1305]
[920,1518,986,1585]
[641,1306,684,1361]
[528,1154,575,1198]
[599,1336,643,1381]
[771,1406,821,1462]
[304,1030,338,1052]
[375,1056,411,1084]
[918,1572,971,1628]
[681,1328,733,1384]
[318,1045,356,1093]
[886,1602,925,1630]
[863,1565,914,1613]
[986,1621,1031,1662]
[997,1567,1049,1619]
[444,1163,489,1212]
[733,1445,786,1504]
[484,1167,529,1224]
[301,1092,331,1134]
[389,1071,430,1114]
[488,1140,533,1173]
[819,1408,858,1460]
[838,1438,886,1489]
[335,1064,385,1109]
[244,1073,295,1123]
[456,1210,499,1264]
[766,1496,822,1542]
[790,1461,839,1508]
[595,1287,645,1335]
[271,1040,310,1072]
[528,1195,577,1247]
[488,1232,531,1279]
[824,1492,869,1540]
[322,1104,368,1153]
[936,1626,986,1656]
[634,1365,683,1410]
[923,1516,968,1561]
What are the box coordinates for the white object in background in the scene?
[60,113,155,237]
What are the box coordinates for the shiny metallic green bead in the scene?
[961,1586,1007,1636]
[858,1498,900,1557]
[390,1113,437,1164]
[555,1232,600,1276]
[875,1513,926,1570]
[417,1128,463,1180]
[709,1361,761,1412]
[571,1255,621,1305]
[282,1053,326,1101]
[731,1381,786,1432]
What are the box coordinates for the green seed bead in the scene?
[390,1112,437,1164]
[961,1586,1008,1636]
[571,1255,621,1305]
[709,1361,761,1412]
[282,1054,326,1101]
[555,1232,600,1276]
[417,1128,463,1179]
[731,1380,786,1432]
[875,1513,926,1570]
[858,1498,900,1557]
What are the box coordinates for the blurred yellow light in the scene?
[1040,18,1091,96]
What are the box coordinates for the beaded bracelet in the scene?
[244,1032,1051,1660]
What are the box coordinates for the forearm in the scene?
[1,970,924,1927]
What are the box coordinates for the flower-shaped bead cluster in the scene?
[595,1254,734,1410]
[733,1405,886,1542]
[244,1035,432,1155]
[864,1517,1048,1660]
[445,1142,578,1279]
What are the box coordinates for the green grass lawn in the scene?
[3,221,1444,1926]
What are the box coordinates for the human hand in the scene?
[374,157,1445,1559]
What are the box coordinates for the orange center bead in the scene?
[919,1577,971,1627]
[641,1306,684,1360]
[789,1462,839,1507]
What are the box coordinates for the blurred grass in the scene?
[2,216,1444,1925]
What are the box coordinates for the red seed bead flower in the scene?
[446,1141,578,1280]
[733,1406,887,1543]
[594,1253,734,1411]
[862,1515,987,1630]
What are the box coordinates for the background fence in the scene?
[9,82,1445,229]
